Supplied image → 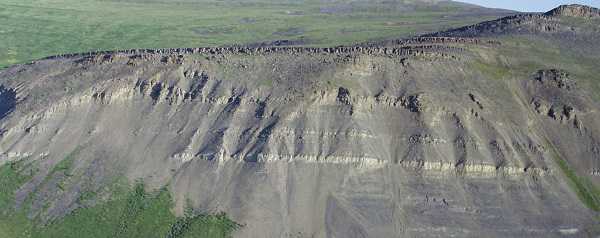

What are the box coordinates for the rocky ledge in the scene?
[544,4,600,18]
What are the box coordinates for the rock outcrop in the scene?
[1,6,600,237]
[544,4,600,18]
[425,5,600,38]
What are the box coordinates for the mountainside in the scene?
[425,4,600,37]
[1,4,600,238]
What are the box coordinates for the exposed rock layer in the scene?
[1,5,600,238]
[425,4,600,38]
[545,4,600,18]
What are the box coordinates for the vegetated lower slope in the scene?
[1,4,600,238]
[0,0,514,69]
[0,164,238,238]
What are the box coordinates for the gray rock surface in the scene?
[1,5,600,238]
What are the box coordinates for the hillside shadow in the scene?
[0,85,16,120]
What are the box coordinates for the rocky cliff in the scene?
[545,4,600,18]
[1,4,600,238]
[425,4,600,38]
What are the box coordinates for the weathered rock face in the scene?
[1,34,599,237]
[545,4,600,18]
[3,4,600,235]
[426,4,600,39]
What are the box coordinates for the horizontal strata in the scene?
[255,153,550,178]
[0,83,552,179]
[1,5,598,237]
[33,37,499,63]
[2,149,550,179]
[168,150,550,178]
[1,40,557,180]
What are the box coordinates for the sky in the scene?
[456,0,600,12]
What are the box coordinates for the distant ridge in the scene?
[544,4,600,18]
[423,4,600,37]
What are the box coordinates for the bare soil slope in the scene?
[1,4,600,238]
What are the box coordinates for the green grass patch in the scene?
[0,163,239,238]
[167,209,240,238]
[471,60,511,80]
[0,161,35,238]
[548,142,600,211]
[0,0,510,69]
[0,161,33,212]
[51,148,80,176]
[468,35,600,100]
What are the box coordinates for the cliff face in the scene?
[1,6,600,238]
[544,4,600,18]
[426,4,600,39]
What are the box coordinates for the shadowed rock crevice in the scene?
[184,71,209,100]
[244,117,279,162]
[195,95,243,160]
[0,85,16,120]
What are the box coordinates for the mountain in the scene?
[1,4,600,238]
[425,4,600,37]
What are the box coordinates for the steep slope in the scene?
[425,4,600,38]
[1,4,600,238]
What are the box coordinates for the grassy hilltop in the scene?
[0,0,512,68]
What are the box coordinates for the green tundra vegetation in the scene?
[0,0,511,69]
[0,162,239,238]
